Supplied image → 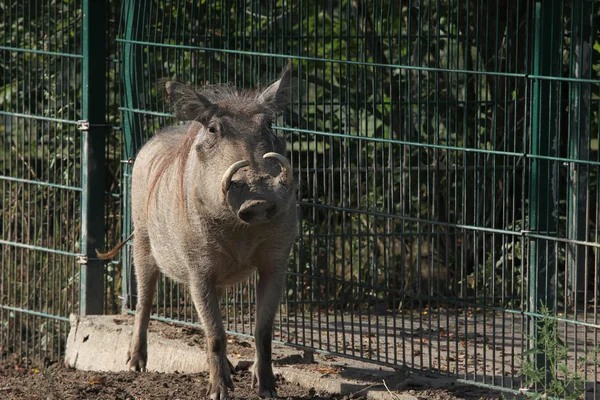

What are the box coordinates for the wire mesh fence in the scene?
[1,0,84,363]
[1,0,599,396]
[0,0,122,362]
[116,0,600,394]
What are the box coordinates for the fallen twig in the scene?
[349,382,382,397]
[383,379,402,400]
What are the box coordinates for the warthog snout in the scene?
[221,152,293,224]
[238,199,277,223]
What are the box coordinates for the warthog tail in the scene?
[96,232,135,260]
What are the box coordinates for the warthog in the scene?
[99,62,296,399]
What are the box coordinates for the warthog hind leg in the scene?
[128,232,159,372]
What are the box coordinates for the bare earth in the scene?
[0,313,523,399]
[0,359,506,400]
[1,326,509,400]
[0,359,332,400]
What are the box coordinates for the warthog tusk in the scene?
[221,160,250,195]
[263,152,293,187]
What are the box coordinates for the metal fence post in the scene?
[528,0,562,383]
[121,0,145,311]
[80,0,107,315]
[567,0,592,307]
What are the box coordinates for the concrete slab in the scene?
[65,314,207,373]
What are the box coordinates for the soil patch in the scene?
[0,357,507,400]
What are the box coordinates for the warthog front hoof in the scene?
[259,387,278,398]
[126,351,147,372]
[252,370,278,398]
[206,379,234,400]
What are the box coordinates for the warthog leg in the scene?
[190,279,234,400]
[216,287,236,375]
[252,264,286,398]
[128,232,159,372]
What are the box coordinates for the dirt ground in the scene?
[0,315,518,399]
[0,357,507,400]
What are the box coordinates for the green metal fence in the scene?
[1,0,121,362]
[2,0,600,397]
[115,0,600,395]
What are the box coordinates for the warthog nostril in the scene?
[265,204,277,217]
[231,180,246,189]
[238,200,277,223]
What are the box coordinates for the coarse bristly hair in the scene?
[145,82,286,216]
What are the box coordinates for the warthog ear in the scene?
[258,60,293,112]
[165,81,215,123]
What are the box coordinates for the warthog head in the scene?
[154,62,295,225]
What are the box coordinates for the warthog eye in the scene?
[198,122,220,149]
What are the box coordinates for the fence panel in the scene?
[0,0,122,364]
[117,0,600,394]
[1,0,85,363]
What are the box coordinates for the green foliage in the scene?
[519,305,598,400]
[0,1,83,130]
